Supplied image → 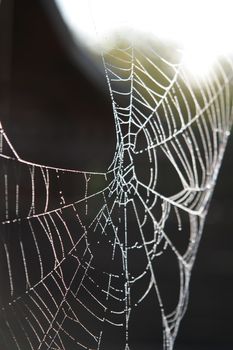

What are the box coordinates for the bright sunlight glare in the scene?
[55,0,233,76]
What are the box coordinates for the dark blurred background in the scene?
[0,0,232,349]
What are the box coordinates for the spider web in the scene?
[0,32,233,350]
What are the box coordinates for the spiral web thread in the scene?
[0,36,233,350]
